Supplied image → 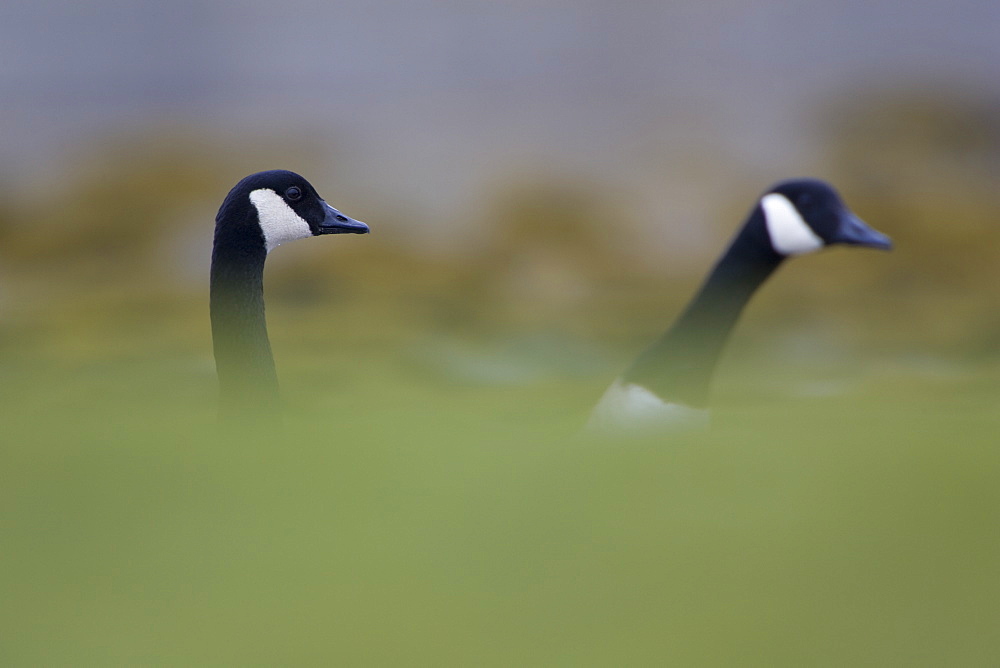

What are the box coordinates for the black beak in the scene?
[832,213,892,250]
[318,201,370,235]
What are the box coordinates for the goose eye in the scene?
[285,186,302,201]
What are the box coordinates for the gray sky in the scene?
[2,0,997,248]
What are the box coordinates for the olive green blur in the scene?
[1,88,998,665]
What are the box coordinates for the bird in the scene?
[210,170,369,421]
[586,178,892,434]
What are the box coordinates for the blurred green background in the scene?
[1,2,998,665]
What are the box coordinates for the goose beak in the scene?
[832,213,892,250]
[318,201,370,235]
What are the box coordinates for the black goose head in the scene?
[215,170,369,254]
[758,179,892,257]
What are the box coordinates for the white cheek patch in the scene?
[585,380,709,435]
[761,193,824,256]
[249,188,314,253]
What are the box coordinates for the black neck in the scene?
[623,208,784,407]
[210,220,280,420]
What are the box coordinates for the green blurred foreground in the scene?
[2,329,998,665]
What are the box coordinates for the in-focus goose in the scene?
[210,170,369,420]
[586,178,891,433]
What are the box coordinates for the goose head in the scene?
[759,179,891,257]
[215,169,369,255]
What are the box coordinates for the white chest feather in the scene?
[585,380,709,435]
[761,193,823,256]
[249,188,313,253]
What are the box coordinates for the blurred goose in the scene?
[211,170,369,420]
[586,178,891,433]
